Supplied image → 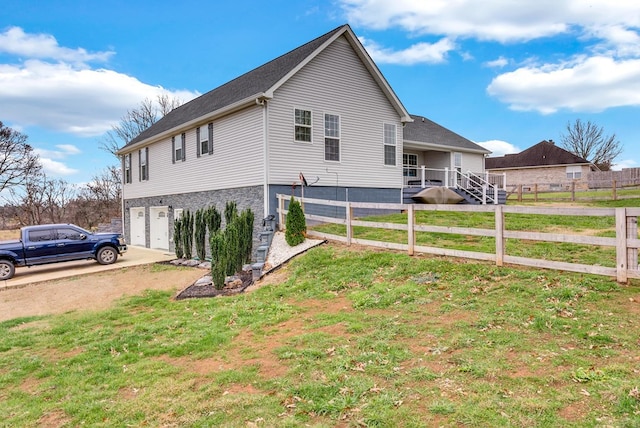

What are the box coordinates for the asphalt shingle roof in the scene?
[485,140,590,169]
[403,115,489,153]
[123,25,346,148]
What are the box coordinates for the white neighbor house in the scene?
[117,24,489,251]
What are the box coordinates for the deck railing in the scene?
[276,193,639,283]
[404,167,506,190]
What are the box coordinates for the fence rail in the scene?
[276,194,640,283]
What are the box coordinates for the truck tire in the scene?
[0,260,15,280]
[96,246,118,265]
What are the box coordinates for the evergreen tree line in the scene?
[173,201,254,289]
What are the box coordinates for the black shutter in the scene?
[181,133,186,162]
[196,127,201,157]
[145,147,149,180]
[138,150,142,181]
[171,136,176,164]
[208,123,214,155]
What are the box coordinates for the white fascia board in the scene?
[116,93,271,155]
[403,139,491,154]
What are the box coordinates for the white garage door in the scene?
[150,206,169,250]
[130,207,146,246]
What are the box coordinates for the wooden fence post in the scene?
[615,208,628,284]
[346,202,353,246]
[518,184,523,202]
[534,184,538,202]
[495,205,504,266]
[571,182,576,201]
[407,204,415,256]
[612,180,617,201]
[628,215,638,273]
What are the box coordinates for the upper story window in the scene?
[139,147,149,181]
[294,108,312,142]
[383,123,396,166]
[172,133,186,163]
[123,153,132,184]
[324,113,340,162]
[197,123,213,157]
[566,165,582,179]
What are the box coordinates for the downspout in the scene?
[120,154,126,238]
[258,98,269,218]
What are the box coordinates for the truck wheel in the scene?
[0,260,15,280]
[96,247,118,265]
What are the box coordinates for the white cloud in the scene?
[0,27,198,137]
[340,0,640,44]
[477,140,521,157]
[484,56,509,68]
[0,26,113,64]
[39,158,78,176]
[33,145,82,176]
[359,36,455,64]
[487,55,640,113]
[611,158,638,171]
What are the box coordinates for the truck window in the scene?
[57,228,83,240]
[28,229,56,242]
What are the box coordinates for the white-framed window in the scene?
[294,108,312,142]
[139,147,149,181]
[566,165,582,179]
[197,123,213,156]
[383,123,396,166]
[123,153,132,184]
[173,208,184,220]
[172,133,185,163]
[324,113,340,162]
[403,153,418,177]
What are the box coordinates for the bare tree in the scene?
[73,166,123,228]
[560,119,622,171]
[100,94,182,157]
[0,121,41,194]
[6,173,76,225]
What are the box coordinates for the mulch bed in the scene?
[174,269,253,300]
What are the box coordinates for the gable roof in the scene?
[403,115,490,153]
[119,24,411,152]
[485,140,591,170]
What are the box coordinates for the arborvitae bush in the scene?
[194,209,207,261]
[224,201,237,226]
[225,219,241,275]
[210,232,226,290]
[182,210,194,259]
[209,203,254,284]
[173,217,184,259]
[240,209,255,263]
[206,206,221,235]
[285,196,306,246]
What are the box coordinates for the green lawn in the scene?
[1,246,639,427]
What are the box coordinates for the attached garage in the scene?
[149,206,169,250]
[130,207,146,246]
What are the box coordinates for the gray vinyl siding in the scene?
[267,36,403,189]
[123,106,264,200]
[462,152,485,173]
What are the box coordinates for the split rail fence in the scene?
[276,194,640,283]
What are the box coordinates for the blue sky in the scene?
[1,0,638,188]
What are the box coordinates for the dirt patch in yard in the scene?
[0,264,204,322]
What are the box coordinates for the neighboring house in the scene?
[485,140,597,191]
[117,24,488,251]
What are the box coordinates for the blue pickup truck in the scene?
[0,224,127,280]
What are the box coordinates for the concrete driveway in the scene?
[0,246,175,290]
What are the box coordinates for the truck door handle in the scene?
[27,246,36,250]
[56,243,65,247]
